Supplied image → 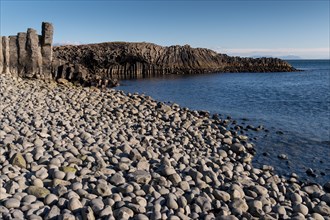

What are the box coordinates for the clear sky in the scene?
[1,0,329,59]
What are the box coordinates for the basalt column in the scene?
[2,36,10,74]
[26,28,42,78]
[17,32,27,77]
[41,22,53,80]
[9,36,19,77]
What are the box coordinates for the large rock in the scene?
[17,32,27,77]
[41,22,53,80]
[2,36,10,74]
[26,28,42,78]
[9,36,18,76]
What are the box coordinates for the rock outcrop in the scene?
[0,22,53,80]
[52,42,296,85]
[1,22,297,87]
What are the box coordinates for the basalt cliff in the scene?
[1,22,297,87]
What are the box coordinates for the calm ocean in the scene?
[117,60,330,184]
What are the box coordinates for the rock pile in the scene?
[0,74,329,220]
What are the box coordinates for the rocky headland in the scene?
[52,42,296,87]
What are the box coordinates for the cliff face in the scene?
[52,42,296,86]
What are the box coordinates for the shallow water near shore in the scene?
[118,59,330,184]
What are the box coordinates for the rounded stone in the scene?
[33,178,44,187]
[27,186,50,199]
[68,197,83,211]
[311,213,325,220]
[96,183,111,197]
[291,193,303,204]
[49,158,61,167]
[5,198,20,209]
[91,198,105,212]
[167,194,178,210]
[53,171,66,180]
[44,193,58,206]
[22,195,37,204]
[109,173,125,186]
[293,204,309,216]
[35,167,49,180]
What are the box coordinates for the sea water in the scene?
[117,60,330,184]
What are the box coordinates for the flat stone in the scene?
[45,205,61,220]
[163,166,176,176]
[60,213,75,220]
[5,198,20,209]
[61,166,77,174]
[27,186,50,199]
[293,204,309,216]
[313,202,330,216]
[302,185,322,195]
[53,178,71,187]
[82,206,95,220]
[230,198,248,215]
[213,190,230,202]
[179,181,190,191]
[68,197,83,211]
[167,194,178,210]
[291,193,303,204]
[44,193,58,206]
[96,182,111,197]
[169,173,182,185]
[109,173,126,186]
[114,207,134,219]
[311,213,325,220]
[91,198,104,213]
[129,170,151,184]
[53,170,66,180]
[12,209,24,219]
[22,195,37,204]
[35,167,49,180]
[11,153,26,168]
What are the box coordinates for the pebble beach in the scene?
[0,74,330,220]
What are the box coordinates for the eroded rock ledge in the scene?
[53,42,296,86]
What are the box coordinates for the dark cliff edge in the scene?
[52,42,297,87]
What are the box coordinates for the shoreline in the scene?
[117,68,330,185]
[0,75,330,219]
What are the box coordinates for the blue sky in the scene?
[1,0,329,59]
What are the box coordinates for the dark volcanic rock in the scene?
[17,32,27,77]
[26,28,43,78]
[9,36,18,77]
[2,36,10,74]
[41,22,54,80]
[52,42,296,83]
